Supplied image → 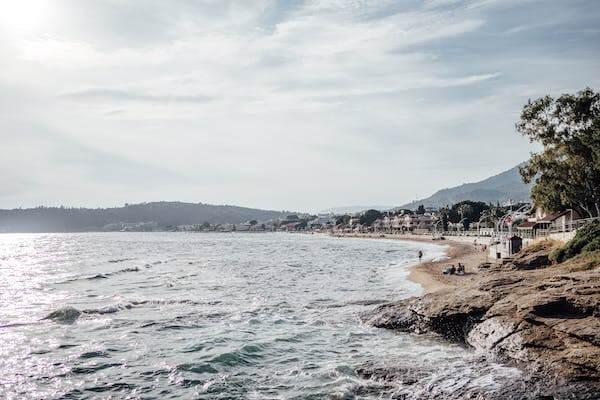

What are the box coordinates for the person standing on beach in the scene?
[418,250,423,262]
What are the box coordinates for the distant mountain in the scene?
[320,205,395,214]
[401,165,532,210]
[0,201,292,233]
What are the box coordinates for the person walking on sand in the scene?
[418,250,423,263]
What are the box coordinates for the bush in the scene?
[549,247,565,264]
[551,221,600,263]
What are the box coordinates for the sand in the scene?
[331,233,489,293]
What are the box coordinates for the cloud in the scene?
[61,88,215,104]
[0,0,599,211]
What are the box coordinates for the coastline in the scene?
[354,233,600,398]
[330,233,488,294]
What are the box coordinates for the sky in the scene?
[1,0,599,212]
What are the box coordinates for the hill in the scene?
[401,165,531,209]
[0,202,291,233]
[320,205,395,214]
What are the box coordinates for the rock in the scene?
[43,306,82,323]
[501,241,561,271]
[355,364,431,386]
[467,316,521,351]
[477,262,494,270]
[364,257,600,398]
[504,251,550,270]
[364,289,494,342]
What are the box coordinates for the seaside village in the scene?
[174,199,596,262]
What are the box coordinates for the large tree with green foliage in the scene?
[517,88,600,218]
[447,200,490,229]
[335,214,351,226]
[359,209,382,226]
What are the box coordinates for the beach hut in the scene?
[508,235,523,255]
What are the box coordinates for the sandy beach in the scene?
[331,233,489,293]
[361,231,600,398]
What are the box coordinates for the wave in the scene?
[345,299,389,306]
[83,300,200,315]
[71,362,122,375]
[107,258,134,263]
[209,344,267,367]
[58,266,142,283]
[83,304,134,315]
[42,298,206,323]
[306,298,389,309]
[86,266,140,280]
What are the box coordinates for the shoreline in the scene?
[358,233,600,398]
[330,233,488,294]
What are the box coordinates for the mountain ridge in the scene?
[0,201,292,233]
[400,164,531,209]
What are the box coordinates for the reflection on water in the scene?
[0,232,520,399]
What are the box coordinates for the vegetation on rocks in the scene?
[550,220,600,263]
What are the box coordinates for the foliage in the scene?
[517,88,600,218]
[297,220,308,230]
[549,220,600,263]
[520,239,561,254]
[359,209,382,226]
[335,214,351,226]
[416,205,426,215]
[438,208,449,231]
[446,201,490,229]
[560,250,600,272]
[479,205,504,227]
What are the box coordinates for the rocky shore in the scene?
[362,239,600,399]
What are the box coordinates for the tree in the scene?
[479,205,503,228]
[517,88,600,218]
[249,220,258,226]
[416,205,426,215]
[297,220,307,230]
[457,203,473,219]
[359,209,382,226]
[335,214,351,226]
[437,207,450,231]
[447,201,489,229]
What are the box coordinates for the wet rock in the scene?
[43,306,82,324]
[356,365,430,386]
[354,360,598,400]
[364,257,600,398]
[364,290,494,342]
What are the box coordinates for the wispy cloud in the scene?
[62,89,215,104]
[0,0,599,211]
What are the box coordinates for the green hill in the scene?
[0,201,291,233]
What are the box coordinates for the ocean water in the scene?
[0,232,521,399]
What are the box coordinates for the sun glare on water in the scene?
[0,0,50,34]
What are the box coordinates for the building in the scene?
[516,209,581,238]
[402,214,434,231]
[537,210,581,233]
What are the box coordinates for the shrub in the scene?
[549,247,565,264]
[552,220,600,263]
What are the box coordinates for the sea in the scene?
[0,232,521,399]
